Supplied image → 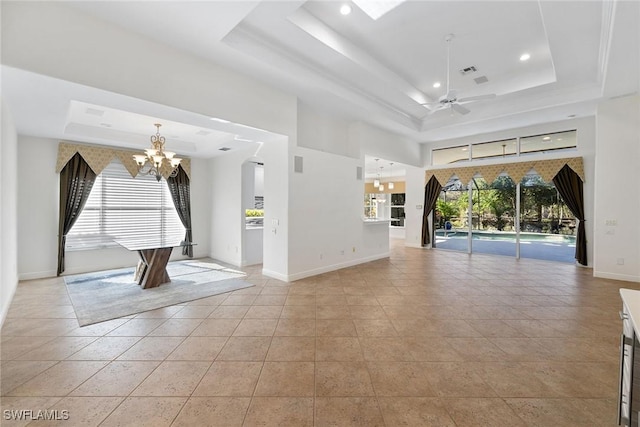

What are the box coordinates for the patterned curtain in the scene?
[552,164,587,265]
[166,165,193,257]
[421,175,443,246]
[57,153,97,275]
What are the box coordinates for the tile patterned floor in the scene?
[2,242,637,426]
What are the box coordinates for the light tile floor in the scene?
[2,242,637,426]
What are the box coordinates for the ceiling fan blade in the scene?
[451,103,470,115]
[457,93,496,103]
[420,101,442,106]
[426,105,447,114]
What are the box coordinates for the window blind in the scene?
[66,160,185,250]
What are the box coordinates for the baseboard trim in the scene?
[19,270,57,281]
[261,268,289,282]
[405,242,426,249]
[284,253,391,282]
[0,278,19,327]
[594,271,640,283]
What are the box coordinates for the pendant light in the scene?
[388,162,395,190]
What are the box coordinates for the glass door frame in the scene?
[431,177,525,259]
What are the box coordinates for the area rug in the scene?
[64,259,253,326]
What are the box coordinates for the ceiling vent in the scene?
[459,66,478,75]
[474,76,489,85]
[85,107,105,117]
[196,130,211,136]
[218,147,231,151]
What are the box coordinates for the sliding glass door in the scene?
[433,178,469,253]
[519,174,576,263]
[469,176,517,258]
[434,173,576,263]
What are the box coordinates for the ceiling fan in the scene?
[422,34,496,116]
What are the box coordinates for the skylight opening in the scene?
[352,0,406,20]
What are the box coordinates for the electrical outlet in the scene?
[617,258,625,265]
[340,250,345,256]
[320,253,323,260]
[352,247,356,253]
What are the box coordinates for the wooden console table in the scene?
[115,238,193,289]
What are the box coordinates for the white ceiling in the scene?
[2,0,639,172]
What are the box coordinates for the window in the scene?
[364,193,377,219]
[390,193,405,227]
[246,196,264,229]
[472,139,517,160]
[66,160,185,250]
[432,130,577,165]
[520,130,577,155]
[432,145,469,165]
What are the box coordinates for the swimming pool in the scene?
[435,229,576,243]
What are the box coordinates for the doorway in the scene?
[241,160,264,266]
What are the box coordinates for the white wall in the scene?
[18,136,63,279]
[422,116,597,265]
[594,95,640,282]
[287,145,389,280]
[351,121,424,167]
[17,136,211,279]
[1,99,19,325]
[1,2,297,138]
[255,165,264,198]
[242,162,257,210]
[298,102,357,158]
[244,229,264,266]
[209,149,251,266]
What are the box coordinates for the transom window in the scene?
[66,160,185,250]
[432,130,577,165]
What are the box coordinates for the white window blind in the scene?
[66,160,185,250]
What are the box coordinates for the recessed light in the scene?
[340,4,352,15]
[433,82,441,88]
[542,136,551,141]
[210,117,230,123]
[520,53,531,62]
[99,123,112,127]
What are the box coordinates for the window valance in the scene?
[55,142,192,180]
[425,157,584,186]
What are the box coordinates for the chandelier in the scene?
[133,123,181,181]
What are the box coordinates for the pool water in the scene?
[435,230,576,243]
